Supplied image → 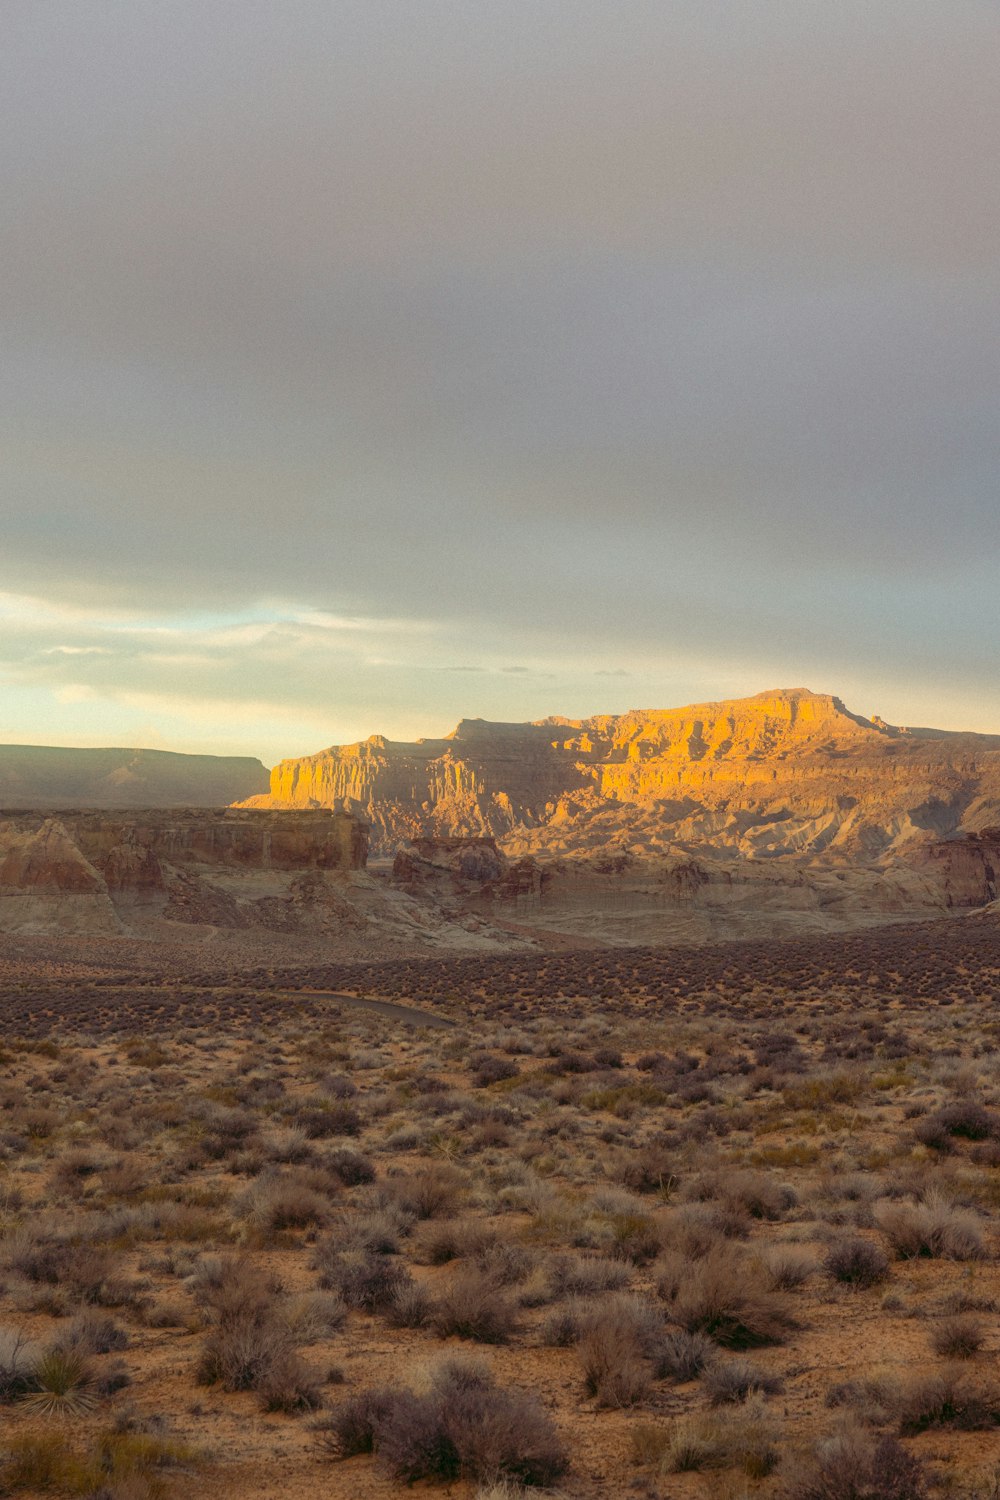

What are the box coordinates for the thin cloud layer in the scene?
[1,2,998,752]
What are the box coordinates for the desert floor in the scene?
[0,915,999,1498]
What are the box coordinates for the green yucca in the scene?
[21,1348,97,1417]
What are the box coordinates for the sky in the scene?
[2,1,999,766]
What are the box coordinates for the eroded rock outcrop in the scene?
[0,808,368,937]
[241,688,1000,942]
[248,689,1000,861]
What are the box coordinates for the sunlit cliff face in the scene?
[240,688,1000,859]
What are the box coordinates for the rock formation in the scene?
[0,808,366,937]
[240,688,1000,943]
[0,745,268,809]
[246,688,1000,859]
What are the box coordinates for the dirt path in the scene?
[292,990,456,1027]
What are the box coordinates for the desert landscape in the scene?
[5,3,998,1496]
[0,913,999,1498]
[1,690,1000,1498]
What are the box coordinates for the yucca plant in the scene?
[21,1348,97,1418]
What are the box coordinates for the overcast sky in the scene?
[2,1,999,764]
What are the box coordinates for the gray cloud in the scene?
[1,1,999,749]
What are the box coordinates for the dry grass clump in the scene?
[315,1358,568,1487]
[430,1268,520,1343]
[577,1297,657,1408]
[823,1236,891,1287]
[0,1425,202,1499]
[875,1192,986,1260]
[194,1256,319,1412]
[896,1366,1000,1434]
[632,1396,778,1477]
[928,1313,986,1358]
[704,1358,784,1405]
[783,1425,928,1500]
[667,1245,798,1348]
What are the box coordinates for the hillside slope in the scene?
[0,745,269,809]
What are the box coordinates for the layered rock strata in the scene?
[241,689,1000,941]
[0,808,367,936]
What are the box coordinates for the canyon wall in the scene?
[246,688,1000,862]
[239,687,1000,943]
[0,808,367,937]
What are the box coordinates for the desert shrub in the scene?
[705,1359,784,1405]
[256,1345,323,1413]
[316,1251,414,1314]
[8,1239,120,1305]
[784,1425,927,1500]
[825,1375,903,1427]
[317,1359,567,1487]
[470,1054,519,1087]
[578,1305,652,1408]
[539,1299,590,1347]
[616,1144,676,1196]
[58,1311,129,1356]
[318,1072,359,1099]
[876,1194,985,1260]
[314,1387,400,1457]
[605,1211,662,1265]
[290,1099,362,1138]
[193,1255,319,1412]
[412,1219,497,1266]
[929,1314,986,1358]
[651,1328,715,1382]
[546,1253,630,1299]
[188,1255,276,1320]
[758,1244,816,1290]
[0,1328,38,1402]
[897,1367,1000,1433]
[324,1147,376,1186]
[259,1126,312,1165]
[389,1165,464,1220]
[657,1397,778,1476]
[281,1291,348,1343]
[824,1237,890,1288]
[670,1246,797,1348]
[317,1204,408,1255]
[475,1241,535,1288]
[233,1172,330,1235]
[385,1281,433,1329]
[431,1269,519,1344]
[198,1308,319,1411]
[915,1101,998,1146]
[689,1169,796,1222]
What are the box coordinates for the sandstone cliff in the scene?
[247,688,1000,861]
[0,745,268,809]
[0,808,366,938]
[238,688,1000,943]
